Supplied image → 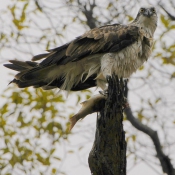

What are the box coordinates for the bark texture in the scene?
[88,76,127,175]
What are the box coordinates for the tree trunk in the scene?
[88,76,127,175]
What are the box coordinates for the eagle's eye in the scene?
[140,8,145,13]
[151,8,156,13]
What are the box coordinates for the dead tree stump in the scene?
[88,76,127,175]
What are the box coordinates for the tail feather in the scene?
[9,60,37,68]
[15,66,52,81]
[4,60,37,71]
[4,59,97,91]
[11,79,46,88]
[4,60,53,88]
[4,64,27,71]
[32,53,51,61]
[25,61,38,67]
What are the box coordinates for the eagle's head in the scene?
[133,6,157,37]
[135,6,157,23]
[139,7,157,18]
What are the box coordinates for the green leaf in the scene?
[52,168,56,174]
[160,14,170,28]
[132,135,136,142]
[50,148,55,155]
[68,150,74,153]
[155,98,161,103]
[46,41,50,50]
[36,153,50,165]
[137,112,145,122]
[53,156,61,161]
[107,2,112,9]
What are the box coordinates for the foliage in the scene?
[0,86,68,174]
[1,0,175,175]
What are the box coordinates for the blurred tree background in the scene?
[0,0,175,175]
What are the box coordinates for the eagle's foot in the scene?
[106,75,111,82]
[98,75,111,96]
[99,89,108,97]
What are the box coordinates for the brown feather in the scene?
[4,7,157,91]
[37,24,140,67]
[32,53,50,61]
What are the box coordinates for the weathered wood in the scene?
[88,76,127,175]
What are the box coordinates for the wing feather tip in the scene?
[32,53,49,61]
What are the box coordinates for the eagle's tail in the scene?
[4,60,56,89]
[4,60,97,91]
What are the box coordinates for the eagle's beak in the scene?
[144,9,152,17]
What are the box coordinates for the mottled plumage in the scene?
[4,6,157,91]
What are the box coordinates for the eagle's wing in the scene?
[34,24,140,66]
[4,24,140,90]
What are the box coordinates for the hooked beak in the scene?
[143,9,152,17]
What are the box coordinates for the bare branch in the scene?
[80,0,97,29]
[159,4,175,20]
[124,84,175,175]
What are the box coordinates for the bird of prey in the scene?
[4,6,157,92]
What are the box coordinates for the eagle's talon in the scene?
[99,90,108,97]
[106,75,111,82]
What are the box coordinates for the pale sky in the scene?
[0,1,173,175]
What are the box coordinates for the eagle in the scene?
[4,6,157,92]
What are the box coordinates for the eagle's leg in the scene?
[101,53,114,78]
[99,89,108,96]
[98,75,110,96]
[97,53,115,95]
